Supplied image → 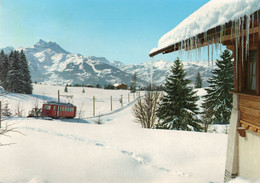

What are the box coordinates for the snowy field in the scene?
[0,84,228,183]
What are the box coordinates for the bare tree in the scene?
[15,102,24,117]
[0,122,23,146]
[132,91,160,128]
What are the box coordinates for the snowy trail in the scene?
[19,97,176,175]
[20,123,194,180]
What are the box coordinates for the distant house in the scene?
[114,83,128,90]
[149,0,260,182]
[87,84,94,88]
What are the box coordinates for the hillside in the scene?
[0,84,227,183]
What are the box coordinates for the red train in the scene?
[41,101,77,119]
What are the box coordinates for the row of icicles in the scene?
[171,10,260,69]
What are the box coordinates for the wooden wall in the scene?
[239,94,260,133]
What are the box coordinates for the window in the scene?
[44,105,51,110]
[248,50,257,91]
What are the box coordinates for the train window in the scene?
[44,105,51,110]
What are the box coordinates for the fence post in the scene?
[121,94,123,106]
[128,93,130,103]
[93,96,95,116]
[111,96,113,111]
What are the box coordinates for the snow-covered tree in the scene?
[156,58,201,131]
[195,72,202,88]
[64,84,68,92]
[20,50,33,94]
[6,50,25,93]
[202,49,234,124]
[0,51,9,89]
[0,50,33,94]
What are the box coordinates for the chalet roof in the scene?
[150,0,260,57]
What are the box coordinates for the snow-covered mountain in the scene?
[2,39,212,87]
[120,60,213,87]
[14,40,146,86]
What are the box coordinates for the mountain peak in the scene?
[34,39,70,54]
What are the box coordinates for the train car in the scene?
[41,101,77,119]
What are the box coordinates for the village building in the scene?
[149,0,260,182]
[114,83,128,90]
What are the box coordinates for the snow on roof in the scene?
[150,0,260,56]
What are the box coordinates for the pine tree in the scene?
[156,58,201,131]
[195,72,202,88]
[64,84,68,92]
[0,50,6,86]
[202,49,234,124]
[20,50,33,94]
[130,72,137,93]
[6,50,25,93]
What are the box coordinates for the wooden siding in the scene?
[239,95,260,133]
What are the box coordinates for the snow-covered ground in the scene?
[0,85,228,183]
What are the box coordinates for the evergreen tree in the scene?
[20,50,33,94]
[156,58,201,131]
[0,50,6,86]
[195,72,202,88]
[130,72,137,93]
[202,49,234,124]
[64,84,68,92]
[7,50,25,93]
[1,54,9,90]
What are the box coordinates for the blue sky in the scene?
[0,0,210,64]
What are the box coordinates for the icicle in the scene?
[204,31,207,45]
[187,39,190,60]
[220,24,223,45]
[190,38,193,61]
[207,43,210,67]
[150,57,154,90]
[211,37,214,67]
[235,19,239,80]
[231,21,234,41]
[215,43,219,58]
[246,15,250,63]
[195,36,199,61]
[178,42,182,60]
[223,24,226,39]
[241,16,244,70]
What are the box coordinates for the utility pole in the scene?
[111,96,113,111]
[93,96,95,116]
[58,90,60,103]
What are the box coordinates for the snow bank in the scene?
[150,0,260,54]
